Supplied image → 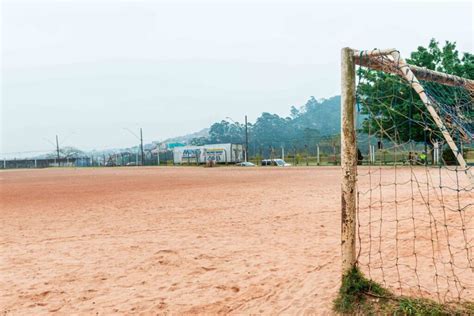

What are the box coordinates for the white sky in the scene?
[1,0,472,155]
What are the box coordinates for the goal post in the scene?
[340,47,357,276]
[340,47,474,303]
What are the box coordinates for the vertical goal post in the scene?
[340,46,474,277]
[341,47,357,275]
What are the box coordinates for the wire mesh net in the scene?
[355,51,473,304]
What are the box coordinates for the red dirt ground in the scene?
[0,166,472,314]
[1,167,342,314]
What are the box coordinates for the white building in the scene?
[173,143,244,164]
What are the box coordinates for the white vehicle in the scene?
[261,159,291,167]
[173,143,244,164]
[236,161,256,167]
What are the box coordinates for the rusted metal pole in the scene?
[341,47,357,276]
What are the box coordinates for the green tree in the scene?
[359,39,473,148]
[208,120,245,144]
[408,39,474,79]
[290,106,300,118]
[190,96,342,157]
[189,137,208,146]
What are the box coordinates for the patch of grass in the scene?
[333,266,389,314]
[333,267,474,315]
[393,298,450,315]
[389,297,474,316]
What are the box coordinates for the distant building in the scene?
[173,143,244,164]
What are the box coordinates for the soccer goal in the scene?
[340,47,473,304]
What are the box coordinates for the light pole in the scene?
[124,127,144,166]
[140,128,144,166]
[245,115,248,162]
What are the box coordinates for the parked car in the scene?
[236,162,256,167]
[261,159,291,167]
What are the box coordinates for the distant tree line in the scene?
[190,96,341,157]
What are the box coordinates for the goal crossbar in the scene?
[353,49,474,91]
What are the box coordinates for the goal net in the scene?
[342,48,473,304]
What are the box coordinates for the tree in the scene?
[189,96,342,158]
[292,96,340,136]
[407,39,474,79]
[358,39,473,149]
[208,120,245,144]
[189,137,209,146]
[290,106,300,118]
[251,112,294,149]
[46,146,84,159]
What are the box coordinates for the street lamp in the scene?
[226,116,249,162]
[123,127,144,166]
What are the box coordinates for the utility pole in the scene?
[305,144,309,166]
[245,115,249,162]
[316,144,320,165]
[56,135,60,166]
[140,128,144,166]
[293,146,297,165]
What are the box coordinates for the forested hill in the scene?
[190,96,341,150]
[291,96,340,136]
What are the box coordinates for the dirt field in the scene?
[1,166,472,314]
[1,167,342,314]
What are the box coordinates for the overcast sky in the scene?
[1,0,472,155]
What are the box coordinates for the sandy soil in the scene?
[0,166,472,315]
[1,167,341,315]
